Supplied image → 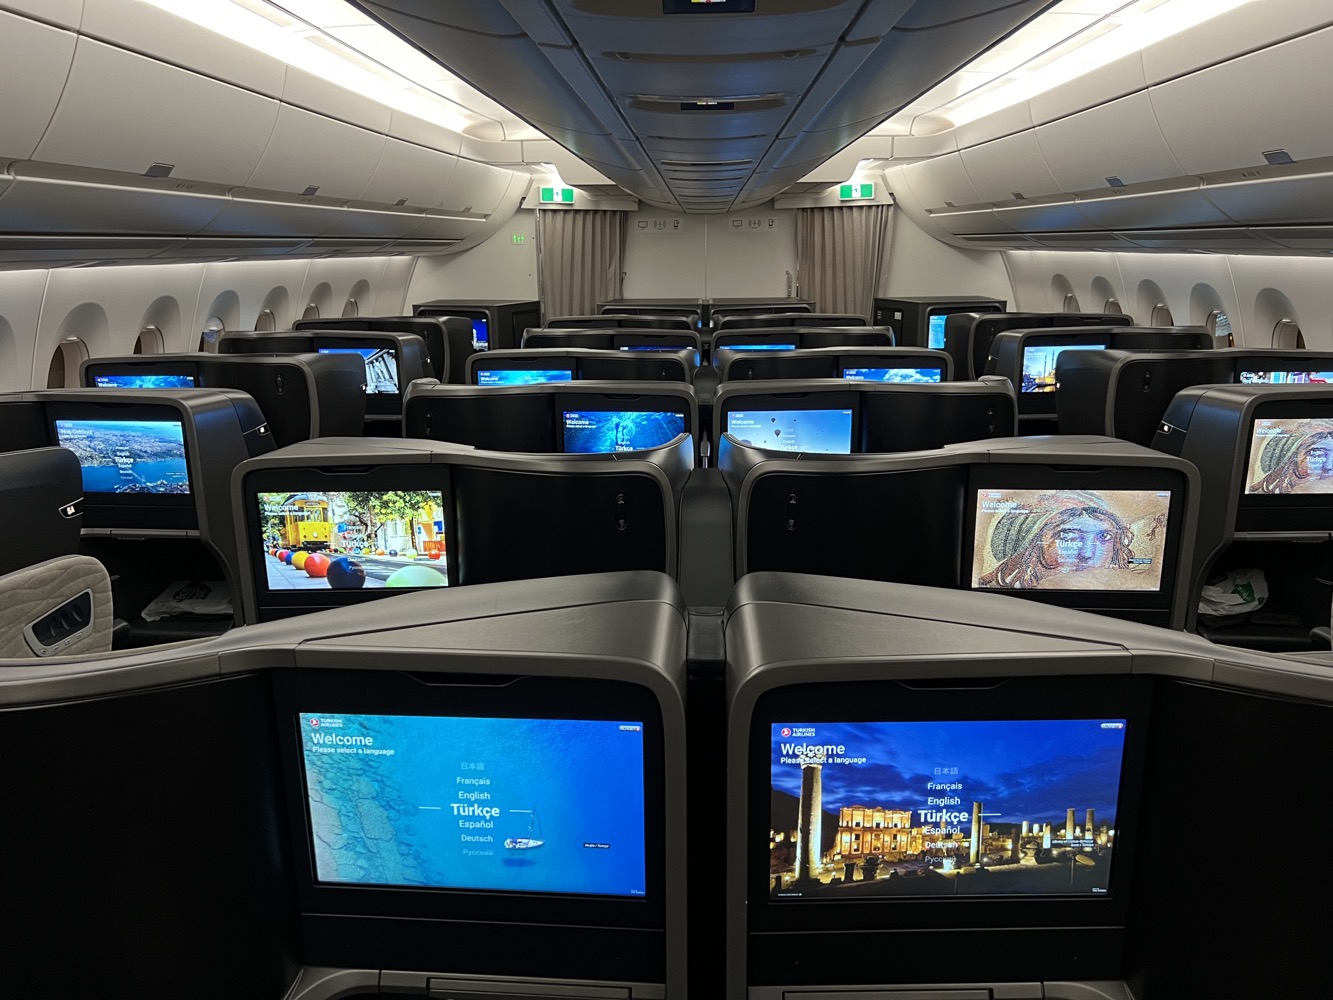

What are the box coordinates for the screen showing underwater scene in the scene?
[298,713,646,897]
[842,367,943,383]
[724,343,798,352]
[55,419,190,494]
[727,409,853,454]
[562,410,686,453]
[1245,418,1333,495]
[768,718,1127,899]
[476,368,574,386]
[257,491,448,591]
[1020,344,1107,393]
[92,374,196,389]
[970,488,1170,591]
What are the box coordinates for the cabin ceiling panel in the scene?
[0,1,82,28]
[0,11,77,162]
[81,0,286,98]
[351,0,1060,211]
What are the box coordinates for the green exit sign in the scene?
[511,232,527,245]
[839,182,875,200]
[540,186,575,204]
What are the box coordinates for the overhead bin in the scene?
[0,162,230,235]
[440,157,511,216]
[959,131,1063,204]
[0,9,76,162]
[1035,92,1180,193]
[1075,179,1232,230]
[245,105,386,202]
[1202,164,1333,226]
[361,139,459,211]
[35,39,279,188]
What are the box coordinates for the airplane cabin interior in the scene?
[2,2,1332,998]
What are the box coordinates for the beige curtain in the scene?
[795,205,895,320]
[537,209,628,322]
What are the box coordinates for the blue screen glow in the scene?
[55,419,190,494]
[563,410,686,453]
[476,368,574,386]
[92,374,196,389]
[727,408,853,454]
[928,314,948,350]
[299,713,646,897]
[470,317,489,350]
[1239,370,1333,385]
[724,343,797,352]
[842,367,943,383]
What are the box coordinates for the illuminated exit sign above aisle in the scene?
[839,182,875,201]
[540,187,575,204]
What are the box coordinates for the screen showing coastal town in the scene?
[299,713,647,897]
[257,490,449,590]
[55,418,191,494]
[769,719,1128,899]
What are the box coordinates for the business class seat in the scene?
[467,347,693,384]
[79,352,368,447]
[0,388,275,646]
[0,447,113,658]
[295,314,476,383]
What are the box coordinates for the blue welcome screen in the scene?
[563,410,685,453]
[298,713,647,897]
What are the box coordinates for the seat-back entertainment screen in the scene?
[562,410,685,454]
[1245,417,1333,494]
[768,717,1128,899]
[317,347,398,394]
[727,409,854,454]
[470,316,489,350]
[257,490,448,590]
[724,343,798,352]
[1239,370,1333,385]
[971,488,1171,591]
[54,418,191,494]
[1021,343,1107,393]
[296,712,646,897]
[927,313,948,350]
[476,368,574,386]
[92,374,196,389]
[842,367,943,383]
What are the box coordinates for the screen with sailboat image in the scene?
[297,712,647,897]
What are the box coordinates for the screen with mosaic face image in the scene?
[971,488,1171,591]
[1245,418,1333,495]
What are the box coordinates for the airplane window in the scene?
[1206,310,1234,347]
[1150,303,1174,326]
[256,309,276,332]
[342,298,359,318]
[134,325,164,355]
[46,338,88,388]
[1062,292,1081,312]
[302,304,320,320]
[1272,318,1305,349]
[198,317,225,353]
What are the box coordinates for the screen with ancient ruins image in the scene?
[970,488,1171,592]
[768,719,1127,899]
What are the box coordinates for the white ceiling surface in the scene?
[353,0,1060,213]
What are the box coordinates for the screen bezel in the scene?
[746,673,1151,935]
[1236,400,1333,531]
[273,668,667,929]
[962,464,1186,614]
[47,401,196,525]
[723,392,859,455]
[244,465,457,619]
